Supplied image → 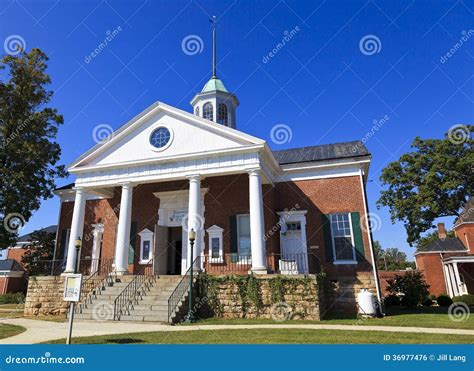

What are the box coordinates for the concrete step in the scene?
[118,314,168,322]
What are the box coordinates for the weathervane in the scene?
[210,15,217,78]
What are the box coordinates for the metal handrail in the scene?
[76,259,115,313]
[167,256,201,323]
[113,260,154,321]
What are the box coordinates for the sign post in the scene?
[64,273,82,345]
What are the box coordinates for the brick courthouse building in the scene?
[35,36,382,320]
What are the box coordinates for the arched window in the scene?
[203,102,213,121]
[217,103,228,125]
[195,106,200,116]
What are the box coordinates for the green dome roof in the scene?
[201,77,228,93]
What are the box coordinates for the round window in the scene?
[149,127,171,149]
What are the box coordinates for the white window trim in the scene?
[206,225,224,263]
[138,228,154,264]
[330,213,357,265]
[236,214,251,264]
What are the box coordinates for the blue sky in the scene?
[1,0,473,259]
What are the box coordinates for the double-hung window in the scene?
[207,225,224,263]
[330,213,356,263]
[138,229,154,264]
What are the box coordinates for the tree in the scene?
[373,240,415,270]
[416,229,455,252]
[0,48,66,246]
[21,230,55,276]
[386,271,430,307]
[377,126,473,246]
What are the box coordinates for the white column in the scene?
[186,175,202,270]
[91,224,104,273]
[443,264,453,297]
[453,262,465,295]
[64,188,87,273]
[114,183,133,275]
[248,169,267,273]
[448,264,459,297]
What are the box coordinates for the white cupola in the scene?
[190,16,239,129]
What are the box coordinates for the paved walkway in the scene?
[1,318,474,344]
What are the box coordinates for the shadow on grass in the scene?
[107,338,145,344]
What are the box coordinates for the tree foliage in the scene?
[377,127,473,245]
[21,230,55,276]
[373,240,415,271]
[0,48,66,246]
[386,271,430,307]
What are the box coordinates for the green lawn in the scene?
[0,324,26,339]
[44,328,474,344]
[187,307,474,330]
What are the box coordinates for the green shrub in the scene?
[436,294,453,307]
[386,271,430,307]
[428,294,437,300]
[0,292,25,304]
[453,294,474,306]
[384,294,400,306]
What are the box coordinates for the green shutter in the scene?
[351,212,365,261]
[322,214,333,262]
[229,215,238,261]
[128,221,137,264]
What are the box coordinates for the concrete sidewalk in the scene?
[1,318,474,344]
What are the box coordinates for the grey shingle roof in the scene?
[0,259,24,271]
[454,197,474,227]
[272,141,370,165]
[17,225,57,243]
[423,238,467,252]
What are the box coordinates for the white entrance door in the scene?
[154,225,169,275]
[90,224,104,274]
[278,211,309,274]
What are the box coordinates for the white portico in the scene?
[62,101,279,276]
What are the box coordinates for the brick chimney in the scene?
[437,223,447,239]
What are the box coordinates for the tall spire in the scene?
[211,15,217,78]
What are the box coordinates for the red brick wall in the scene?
[56,174,375,280]
[415,252,471,296]
[378,270,413,296]
[0,276,26,294]
[274,176,374,279]
[455,224,474,253]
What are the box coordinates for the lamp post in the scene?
[186,229,196,323]
[66,237,82,345]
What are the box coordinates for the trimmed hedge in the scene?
[453,294,474,307]
[436,294,453,307]
[384,294,400,306]
[0,292,25,305]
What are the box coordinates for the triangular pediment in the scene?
[70,101,264,170]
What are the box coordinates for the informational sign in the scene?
[63,274,83,302]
